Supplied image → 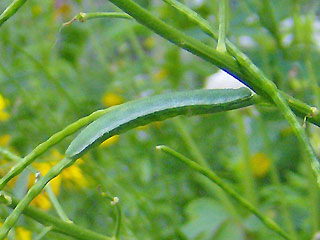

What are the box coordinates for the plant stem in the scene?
[256,0,285,53]
[217,0,227,52]
[0,147,70,222]
[157,145,291,240]
[161,0,320,127]
[69,8,320,127]
[257,117,299,239]
[0,192,111,240]
[234,113,257,205]
[63,12,133,26]
[172,118,241,222]
[0,108,110,191]
[0,0,26,26]
[33,226,52,240]
[0,158,76,239]
[8,43,80,112]
[108,0,320,186]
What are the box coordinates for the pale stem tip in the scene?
[156,145,163,150]
[111,197,119,206]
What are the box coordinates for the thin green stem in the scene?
[0,108,110,191]
[63,12,133,26]
[256,0,285,53]
[257,117,299,239]
[0,60,61,130]
[0,158,76,239]
[172,118,210,168]
[113,206,121,239]
[69,8,320,127]
[0,147,70,222]
[8,43,80,112]
[109,0,320,185]
[0,192,111,240]
[234,113,257,205]
[161,0,320,126]
[100,192,122,239]
[217,0,227,52]
[0,0,26,26]
[172,118,241,222]
[45,184,70,222]
[157,145,292,240]
[34,226,52,240]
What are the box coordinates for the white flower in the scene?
[204,70,248,89]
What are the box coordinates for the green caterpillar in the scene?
[66,88,253,159]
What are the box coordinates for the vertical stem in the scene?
[157,145,291,240]
[0,158,75,239]
[257,117,299,240]
[3,193,112,240]
[8,43,80,113]
[217,0,227,52]
[0,148,71,222]
[172,118,241,222]
[234,113,257,205]
[33,226,52,240]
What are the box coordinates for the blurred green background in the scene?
[1,0,320,239]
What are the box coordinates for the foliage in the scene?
[0,0,320,239]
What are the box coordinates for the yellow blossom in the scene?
[29,149,87,209]
[15,227,32,240]
[102,93,124,107]
[0,111,9,121]
[61,160,88,188]
[0,94,7,111]
[0,94,9,121]
[31,192,52,211]
[31,161,61,195]
[100,135,119,148]
[30,160,61,210]
[153,68,168,82]
[0,135,10,146]
[250,153,271,178]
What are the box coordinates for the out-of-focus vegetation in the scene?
[1,0,320,239]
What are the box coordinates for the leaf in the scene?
[66,88,252,159]
[180,198,229,240]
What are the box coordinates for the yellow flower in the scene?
[100,135,119,148]
[250,153,271,178]
[0,94,7,111]
[61,159,87,188]
[15,227,32,240]
[153,68,168,82]
[0,135,10,146]
[31,192,52,211]
[30,160,61,210]
[0,94,10,122]
[29,149,87,210]
[0,112,9,121]
[102,93,124,107]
